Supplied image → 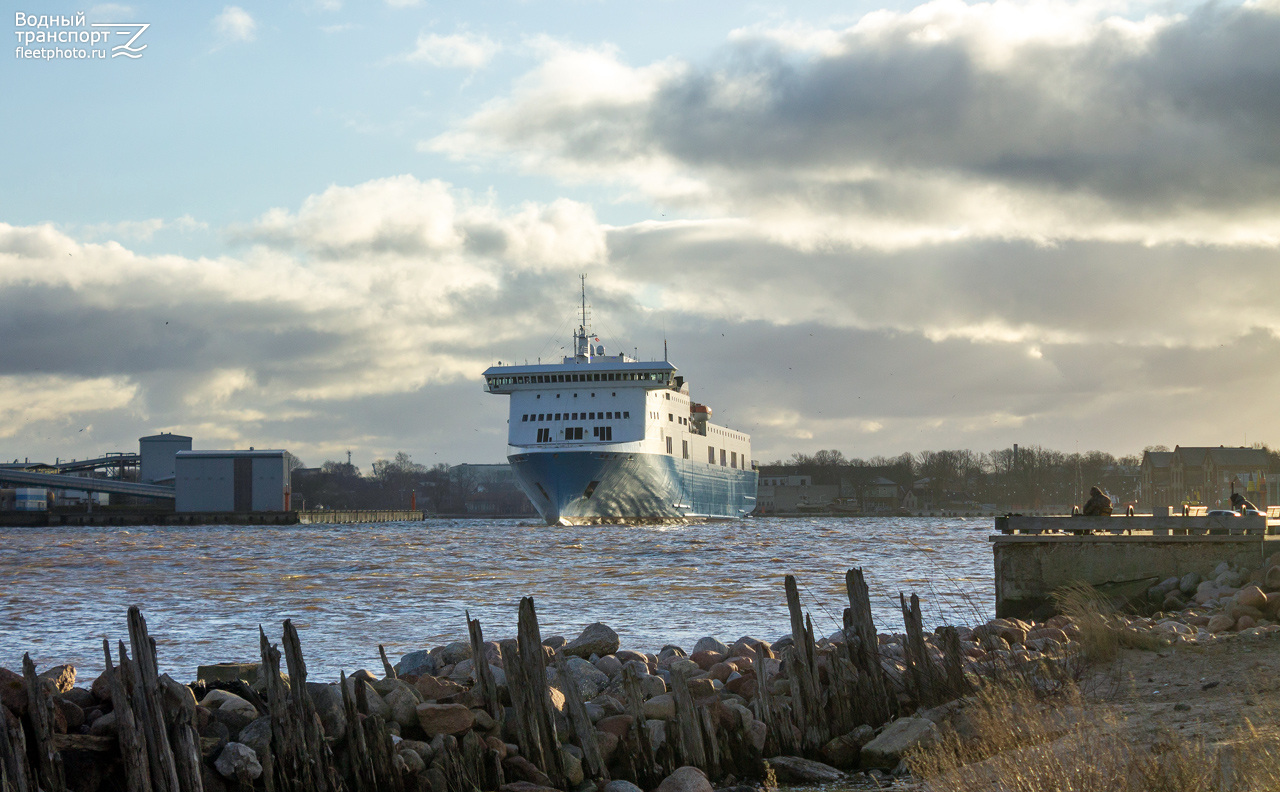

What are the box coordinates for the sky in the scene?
[3,0,1280,470]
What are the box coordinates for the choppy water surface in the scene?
[0,517,994,681]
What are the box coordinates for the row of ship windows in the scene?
[523,411,629,422]
[490,372,668,387]
[534,426,614,442]
[662,436,744,468]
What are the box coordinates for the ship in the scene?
[483,280,758,525]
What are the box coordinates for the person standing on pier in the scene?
[1230,491,1259,514]
[1082,486,1113,516]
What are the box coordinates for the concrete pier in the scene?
[991,515,1276,618]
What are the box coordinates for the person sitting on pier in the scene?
[1230,492,1259,514]
[1081,486,1113,516]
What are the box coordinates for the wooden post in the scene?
[515,597,565,787]
[21,654,65,792]
[260,623,339,792]
[105,640,152,792]
[127,607,180,792]
[467,613,502,722]
[783,575,824,752]
[845,569,893,725]
[553,652,607,781]
[378,645,397,680]
[340,671,377,792]
[1,697,33,792]
[499,639,537,768]
[669,667,707,770]
[158,674,205,792]
[620,665,658,787]
[938,626,970,699]
[900,593,941,708]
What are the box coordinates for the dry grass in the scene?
[905,681,1280,791]
[902,581,1277,790]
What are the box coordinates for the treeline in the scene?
[290,452,524,513]
[760,446,1160,508]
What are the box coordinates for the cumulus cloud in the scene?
[213,6,256,44]
[429,1,1280,249]
[403,31,501,68]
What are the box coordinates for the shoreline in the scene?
[8,558,1255,792]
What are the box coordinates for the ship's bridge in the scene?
[483,360,677,394]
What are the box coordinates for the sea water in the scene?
[0,516,994,680]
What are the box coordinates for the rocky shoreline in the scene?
[5,559,1276,792]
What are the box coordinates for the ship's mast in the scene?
[575,274,592,360]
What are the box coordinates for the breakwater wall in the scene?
[992,514,1275,618]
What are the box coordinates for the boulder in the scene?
[646,720,667,750]
[560,745,584,786]
[1266,567,1280,591]
[399,748,426,774]
[398,650,436,678]
[0,667,27,715]
[640,673,667,699]
[37,664,76,694]
[55,697,85,731]
[387,686,421,729]
[859,716,940,768]
[305,683,346,740]
[483,735,507,760]
[690,651,724,671]
[667,658,701,678]
[1180,572,1203,596]
[558,657,610,700]
[596,729,619,763]
[597,714,635,739]
[1235,585,1269,610]
[1208,614,1236,633]
[345,679,391,719]
[656,766,713,792]
[215,743,262,781]
[416,703,475,736]
[766,756,845,783]
[439,642,473,666]
[604,781,644,792]
[503,756,553,787]
[643,693,676,720]
[89,710,117,737]
[728,639,771,661]
[416,675,466,701]
[614,650,648,665]
[200,690,259,720]
[692,637,730,656]
[238,716,272,762]
[1238,615,1258,630]
[822,724,875,768]
[594,655,623,678]
[564,623,620,659]
[501,784,559,792]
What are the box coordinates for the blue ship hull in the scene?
[508,450,758,525]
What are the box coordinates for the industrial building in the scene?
[139,433,192,483]
[174,449,291,513]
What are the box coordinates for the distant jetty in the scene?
[0,509,425,528]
